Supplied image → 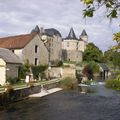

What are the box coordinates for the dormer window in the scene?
[35,45,38,53]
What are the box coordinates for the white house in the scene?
[0,48,22,85]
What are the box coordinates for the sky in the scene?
[0,0,120,52]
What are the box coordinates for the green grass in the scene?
[0,79,60,92]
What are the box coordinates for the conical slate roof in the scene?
[80,29,87,36]
[65,28,78,40]
[31,25,40,33]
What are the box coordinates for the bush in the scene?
[60,77,77,90]
[20,61,30,79]
[82,65,93,80]
[88,61,100,74]
[31,65,48,79]
[105,74,120,90]
[51,60,63,67]
[6,77,18,84]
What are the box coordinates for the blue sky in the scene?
[0,0,119,51]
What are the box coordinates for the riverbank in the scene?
[0,79,61,108]
[29,88,62,98]
[0,83,120,120]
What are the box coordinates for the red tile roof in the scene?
[0,33,37,49]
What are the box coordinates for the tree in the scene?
[82,64,93,80]
[83,43,103,62]
[104,49,113,62]
[81,0,120,19]
[113,32,120,51]
[104,49,120,69]
[112,52,120,70]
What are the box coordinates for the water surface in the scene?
[0,83,120,120]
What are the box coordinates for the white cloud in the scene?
[0,0,119,51]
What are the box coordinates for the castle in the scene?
[62,27,88,62]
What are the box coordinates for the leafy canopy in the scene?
[83,43,103,62]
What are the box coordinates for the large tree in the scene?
[83,43,103,62]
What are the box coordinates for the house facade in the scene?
[41,27,62,63]
[62,28,88,62]
[0,48,22,85]
[0,32,48,65]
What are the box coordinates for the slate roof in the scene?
[44,28,62,37]
[0,33,37,49]
[80,29,88,36]
[65,28,78,40]
[0,48,22,64]
[99,63,109,71]
[31,25,40,33]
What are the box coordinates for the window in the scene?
[12,50,14,53]
[67,42,69,47]
[35,45,38,53]
[35,58,38,65]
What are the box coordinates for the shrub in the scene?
[82,65,93,80]
[6,77,18,84]
[51,60,63,67]
[20,61,30,79]
[88,61,100,74]
[105,74,120,90]
[60,77,77,90]
[31,65,48,79]
[57,61,63,67]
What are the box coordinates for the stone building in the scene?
[41,27,62,63]
[0,32,48,65]
[0,48,22,85]
[62,28,88,62]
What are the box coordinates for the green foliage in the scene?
[82,61,100,79]
[104,49,120,70]
[113,32,120,51]
[83,7,95,17]
[82,79,91,85]
[51,60,63,67]
[6,77,19,84]
[83,43,103,62]
[88,61,100,74]
[31,65,48,79]
[20,60,30,79]
[81,0,120,19]
[57,61,63,67]
[60,77,77,90]
[82,65,93,80]
[112,52,120,69]
[105,74,120,90]
[104,49,113,62]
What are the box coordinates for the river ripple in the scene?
[0,84,120,120]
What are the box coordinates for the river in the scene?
[0,82,120,120]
